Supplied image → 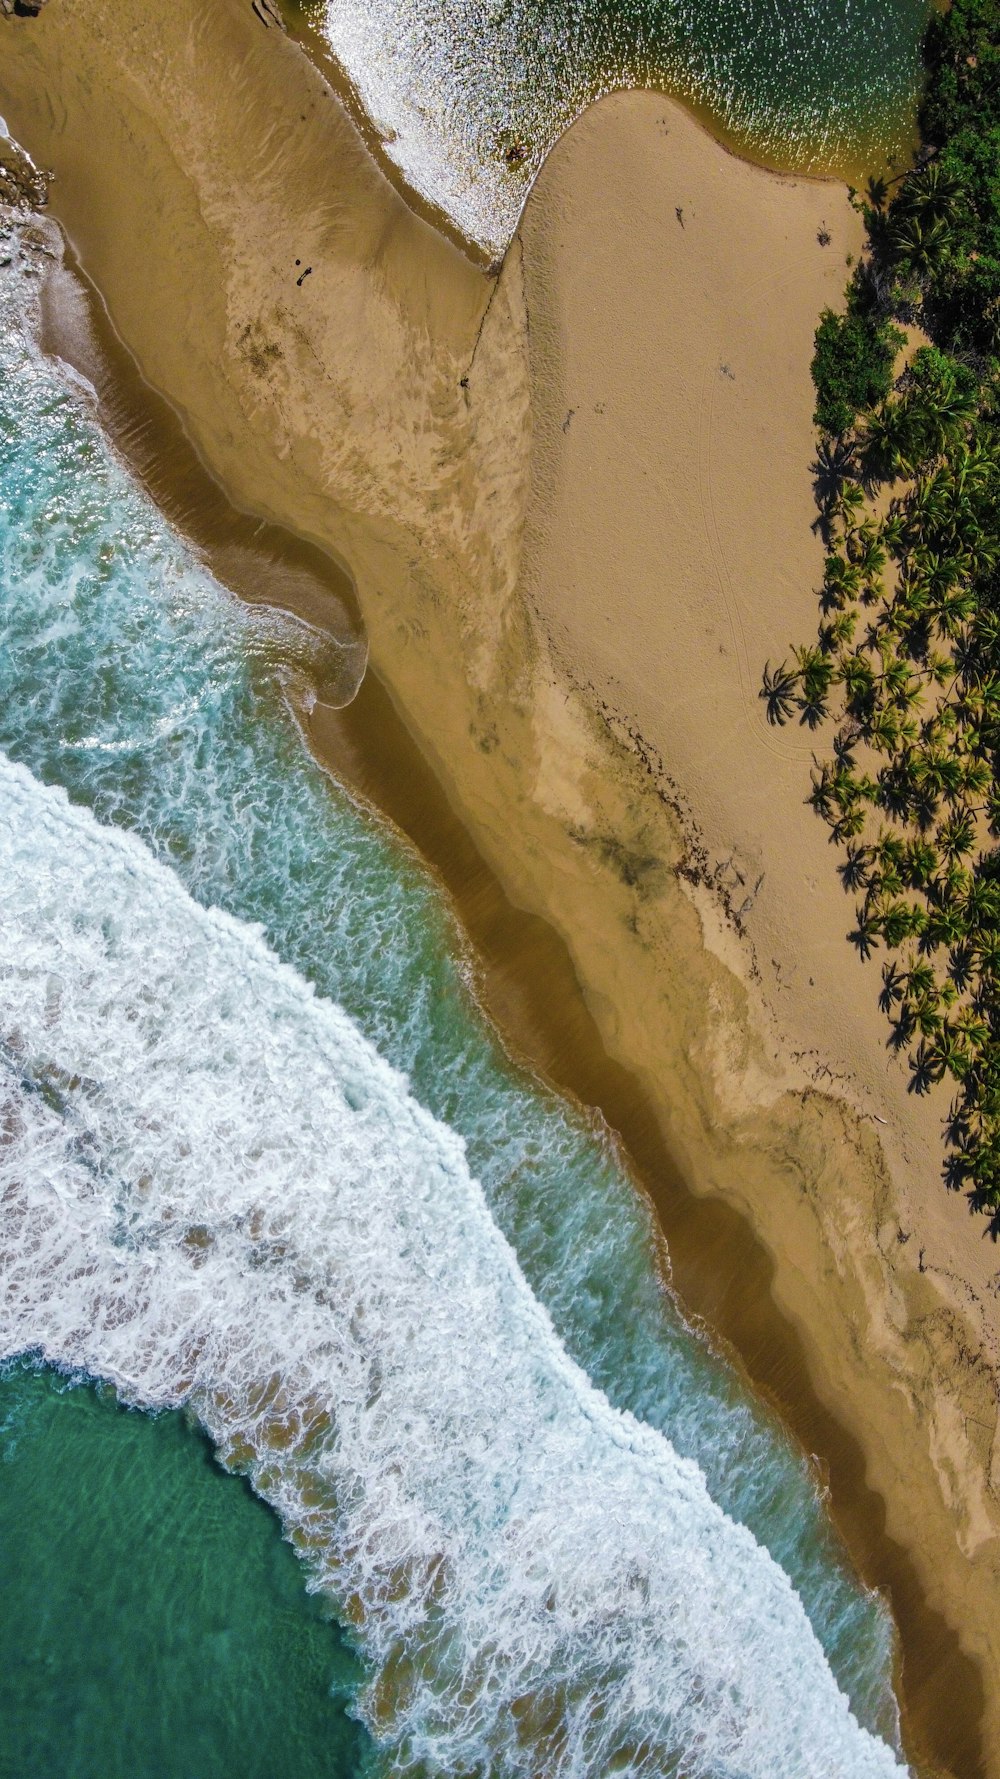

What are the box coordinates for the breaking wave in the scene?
[0,757,907,1777]
[0,221,903,1754]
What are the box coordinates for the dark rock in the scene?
[0,138,50,210]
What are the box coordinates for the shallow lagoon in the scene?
[299,0,930,253]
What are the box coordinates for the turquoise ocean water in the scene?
[0,1365,365,1779]
[0,171,915,1779]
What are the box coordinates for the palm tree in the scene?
[912,991,944,1037]
[904,958,938,998]
[838,479,866,523]
[881,655,923,715]
[878,746,922,820]
[820,611,858,652]
[904,837,939,887]
[822,551,864,608]
[938,811,976,860]
[972,928,1000,972]
[896,161,967,229]
[863,402,914,480]
[938,858,973,908]
[910,378,978,460]
[794,644,835,725]
[960,756,992,800]
[867,706,905,752]
[851,525,888,585]
[874,830,907,881]
[956,1010,991,1051]
[914,748,963,804]
[880,508,907,556]
[930,582,976,640]
[889,212,954,280]
[881,898,927,946]
[911,1023,970,1089]
[970,674,1000,722]
[928,1022,973,1082]
[964,877,1000,929]
[832,802,868,842]
[968,1136,1000,1215]
[971,610,1000,662]
[955,533,990,585]
[907,470,952,541]
[924,902,968,951]
[838,650,877,715]
[948,442,999,514]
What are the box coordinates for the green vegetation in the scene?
[762,0,1000,1218]
[811,307,905,437]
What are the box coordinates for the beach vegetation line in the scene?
[762,0,1000,1219]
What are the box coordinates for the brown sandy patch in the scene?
[2,3,999,1770]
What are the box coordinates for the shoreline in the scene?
[275,0,919,268]
[33,241,982,1773]
[0,3,996,1773]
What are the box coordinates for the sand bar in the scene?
[1,2,999,1771]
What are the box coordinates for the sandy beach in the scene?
[2,1,999,1770]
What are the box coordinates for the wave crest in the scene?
[0,756,906,1777]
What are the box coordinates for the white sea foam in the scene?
[0,754,907,1776]
[0,224,901,1733]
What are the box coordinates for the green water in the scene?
[291,0,932,255]
[0,1365,367,1779]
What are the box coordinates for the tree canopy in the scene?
[765,0,1000,1222]
[812,306,903,437]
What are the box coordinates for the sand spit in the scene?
[1,2,998,1771]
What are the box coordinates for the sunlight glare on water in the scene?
[305,0,929,254]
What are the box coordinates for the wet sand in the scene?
[273,0,911,269]
[1,1,998,1772]
[31,210,978,1779]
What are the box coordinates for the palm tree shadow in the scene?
[839,844,869,893]
[944,1148,971,1193]
[848,911,877,959]
[797,698,829,730]
[965,1181,1000,1236]
[879,960,905,1012]
[811,437,857,542]
[760,661,798,726]
[908,1043,937,1093]
[949,943,975,992]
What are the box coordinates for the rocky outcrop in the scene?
[0,130,49,209]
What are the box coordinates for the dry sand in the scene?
[2,2,999,1771]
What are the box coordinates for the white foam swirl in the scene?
[0,755,906,1776]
